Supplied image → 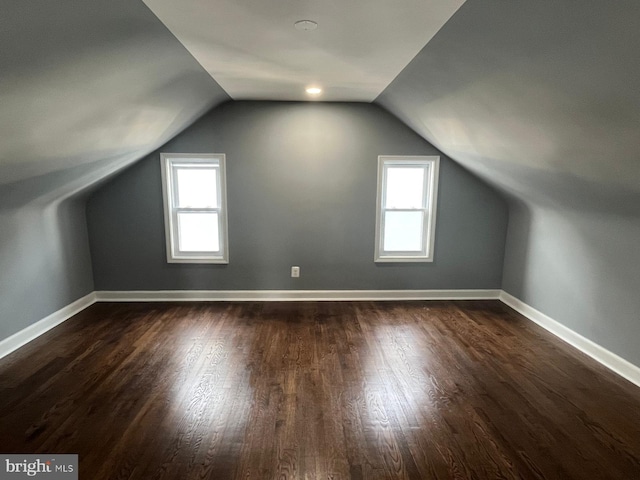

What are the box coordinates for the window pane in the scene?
[385,167,425,209]
[176,168,218,208]
[383,211,423,252]
[177,212,219,252]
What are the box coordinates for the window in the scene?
[160,153,229,263]
[375,156,439,262]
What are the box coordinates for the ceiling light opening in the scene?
[306,87,322,96]
[294,20,318,31]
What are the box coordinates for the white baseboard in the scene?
[0,292,96,361]
[3,289,638,390]
[499,291,640,388]
[95,289,501,302]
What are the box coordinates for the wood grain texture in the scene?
[1,301,639,479]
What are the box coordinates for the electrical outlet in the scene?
[291,266,300,278]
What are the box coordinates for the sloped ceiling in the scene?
[3,0,639,215]
[378,0,640,216]
[0,0,228,206]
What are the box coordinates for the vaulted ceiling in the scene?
[0,0,228,207]
[2,0,639,215]
[379,0,640,216]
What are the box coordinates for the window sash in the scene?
[380,208,428,255]
[172,209,223,255]
[382,164,430,210]
[170,164,219,209]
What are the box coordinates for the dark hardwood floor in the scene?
[1,301,639,479]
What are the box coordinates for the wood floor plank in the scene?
[1,300,639,479]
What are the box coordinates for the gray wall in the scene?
[503,203,640,367]
[87,102,508,291]
[378,0,640,368]
[0,198,93,340]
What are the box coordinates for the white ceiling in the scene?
[142,0,465,102]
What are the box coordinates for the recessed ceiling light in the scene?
[306,87,322,95]
[294,20,318,31]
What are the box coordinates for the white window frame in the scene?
[160,153,229,264]
[374,155,440,262]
